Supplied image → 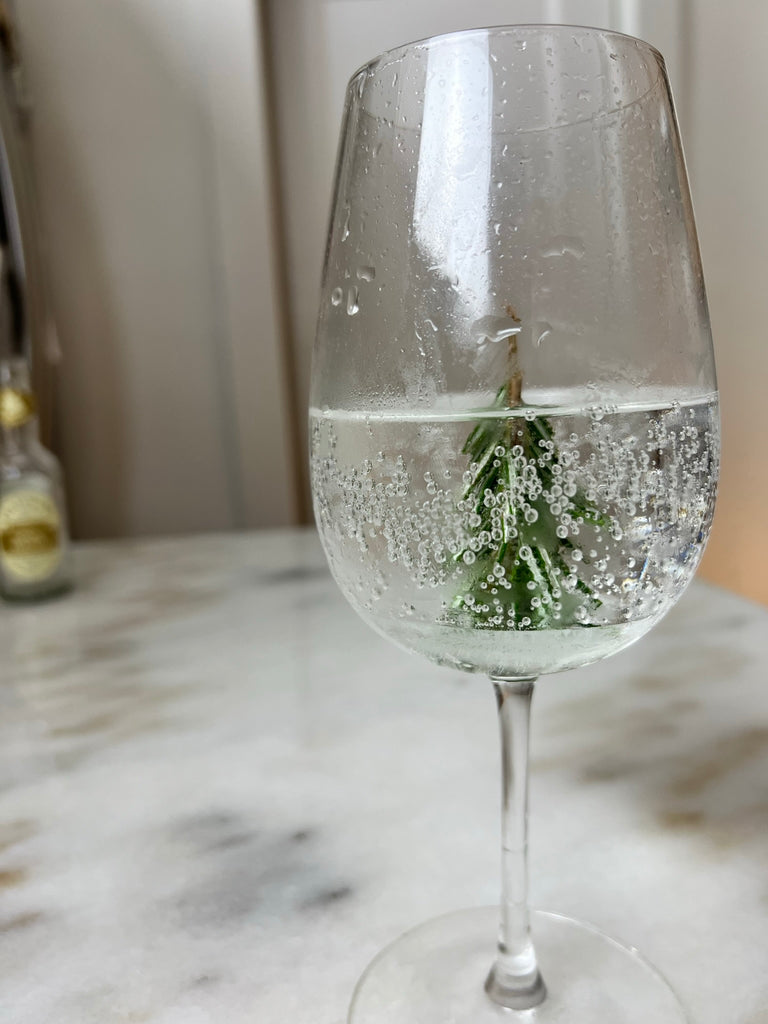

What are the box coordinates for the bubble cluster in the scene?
[310,399,719,636]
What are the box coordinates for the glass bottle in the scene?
[0,356,71,600]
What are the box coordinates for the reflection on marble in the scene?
[0,529,767,1023]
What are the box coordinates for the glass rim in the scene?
[348,23,664,87]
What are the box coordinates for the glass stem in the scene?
[485,677,547,1010]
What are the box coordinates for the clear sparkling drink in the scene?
[311,391,719,677]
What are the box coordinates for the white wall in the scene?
[15,0,298,538]
[687,0,768,603]
[12,0,768,603]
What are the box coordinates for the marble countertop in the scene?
[0,529,767,1023]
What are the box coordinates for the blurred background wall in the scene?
[14,0,300,537]
[8,0,768,603]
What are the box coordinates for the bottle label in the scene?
[0,387,36,428]
[0,490,62,582]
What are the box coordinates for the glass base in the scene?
[348,908,688,1023]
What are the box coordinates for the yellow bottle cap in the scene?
[0,387,36,428]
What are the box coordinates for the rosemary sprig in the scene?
[450,326,607,631]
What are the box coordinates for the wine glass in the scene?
[310,25,718,1024]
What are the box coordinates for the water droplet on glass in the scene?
[536,321,553,346]
[471,315,522,345]
[356,265,376,282]
[540,235,585,259]
[341,206,351,241]
[331,287,343,307]
[346,286,360,315]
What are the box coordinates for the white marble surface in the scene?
[0,529,767,1023]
